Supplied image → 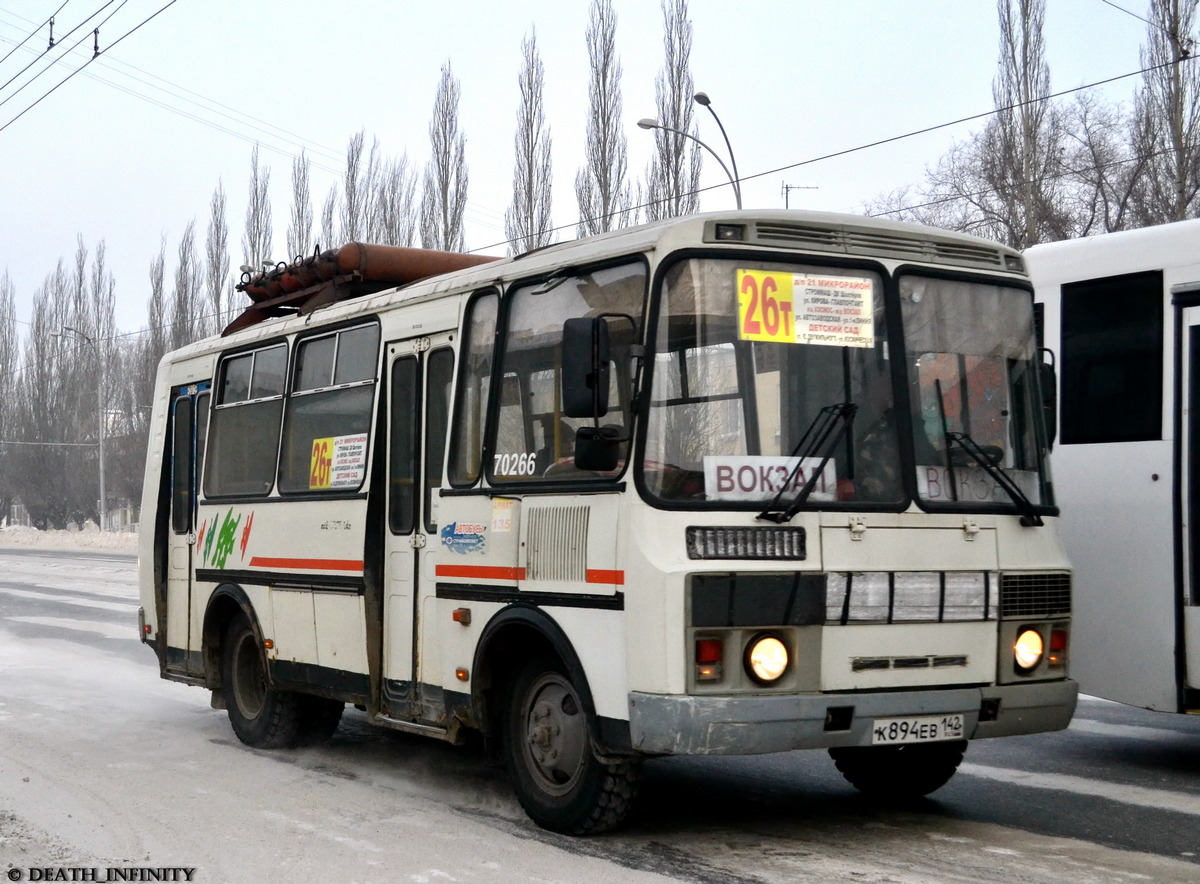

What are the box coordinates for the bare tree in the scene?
[371,154,418,246]
[0,272,17,520]
[205,181,230,336]
[147,240,168,361]
[864,0,1075,247]
[320,185,339,250]
[420,61,469,252]
[1061,91,1143,234]
[505,29,554,255]
[341,131,371,243]
[169,220,203,351]
[974,0,1072,247]
[644,0,702,221]
[241,144,274,270]
[1131,0,1200,224]
[286,151,313,259]
[12,241,117,528]
[576,0,636,236]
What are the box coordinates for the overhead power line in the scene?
[0,0,178,135]
[474,55,1191,254]
[0,0,119,99]
[0,0,69,67]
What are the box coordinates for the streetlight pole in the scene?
[56,326,105,532]
[637,117,742,209]
[691,92,742,209]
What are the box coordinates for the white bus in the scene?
[139,210,1076,834]
[1027,219,1200,716]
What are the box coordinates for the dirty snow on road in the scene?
[2,537,1198,882]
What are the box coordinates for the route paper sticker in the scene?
[738,269,874,348]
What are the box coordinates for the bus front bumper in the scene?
[627,679,1078,755]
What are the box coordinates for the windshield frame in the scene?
[634,248,909,514]
[895,264,1057,520]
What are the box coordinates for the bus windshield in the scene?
[643,257,903,507]
[641,258,1052,514]
[901,274,1052,510]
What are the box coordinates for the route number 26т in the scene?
[738,269,795,344]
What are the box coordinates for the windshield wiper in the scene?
[933,379,1042,527]
[757,403,857,523]
[944,431,1043,527]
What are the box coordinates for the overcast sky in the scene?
[0,0,1154,333]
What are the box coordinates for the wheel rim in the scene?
[519,672,588,797]
[230,628,266,720]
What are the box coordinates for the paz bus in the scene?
[138,210,1076,834]
[1027,219,1200,716]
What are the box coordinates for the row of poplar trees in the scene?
[0,0,1196,528]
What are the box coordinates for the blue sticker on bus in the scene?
[441,521,486,555]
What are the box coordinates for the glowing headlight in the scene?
[1013,628,1045,672]
[745,634,789,683]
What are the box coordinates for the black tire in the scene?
[297,696,344,746]
[829,739,967,799]
[220,612,303,749]
[504,659,640,835]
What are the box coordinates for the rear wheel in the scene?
[829,740,967,799]
[221,612,302,749]
[297,696,344,745]
[504,660,640,834]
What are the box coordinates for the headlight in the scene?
[745,634,789,683]
[1013,627,1045,672]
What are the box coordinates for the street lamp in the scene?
[691,92,742,209]
[53,326,106,532]
[638,116,743,210]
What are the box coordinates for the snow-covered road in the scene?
[1,544,1197,882]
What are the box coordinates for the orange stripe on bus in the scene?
[435,564,526,581]
[249,557,364,572]
[434,564,626,585]
[586,569,625,585]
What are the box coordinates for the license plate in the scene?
[871,713,965,745]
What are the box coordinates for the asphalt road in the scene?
[1,547,1196,882]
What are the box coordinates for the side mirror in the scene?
[1039,349,1057,449]
[562,317,610,418]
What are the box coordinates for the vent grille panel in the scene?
[526,506,588,582]
[749,222,1010,271]
[999,573,1071,618]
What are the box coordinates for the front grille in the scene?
[851,655,969,672]
[999,572,1071,618]
[686,526,806,560]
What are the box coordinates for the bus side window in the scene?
[171,396,193,534]
[389,357,419,534]
[449,291,499,486]
[207,343,287,497]
[425,348,454,531]
[279,323,380,494]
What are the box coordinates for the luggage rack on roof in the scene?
[224,241,499,336]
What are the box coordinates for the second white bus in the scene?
[1028,219,1200,716]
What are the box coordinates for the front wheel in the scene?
[504,660,640,835]
[221,612,303,749]
[829,739,967,799]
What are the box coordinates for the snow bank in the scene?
[0,524,137,553]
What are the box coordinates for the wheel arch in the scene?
[202,583,261,691]
[471,604,601,748]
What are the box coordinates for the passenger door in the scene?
[381,335,455,722]
[1177,289,1200,708]
[165,382,210,675]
